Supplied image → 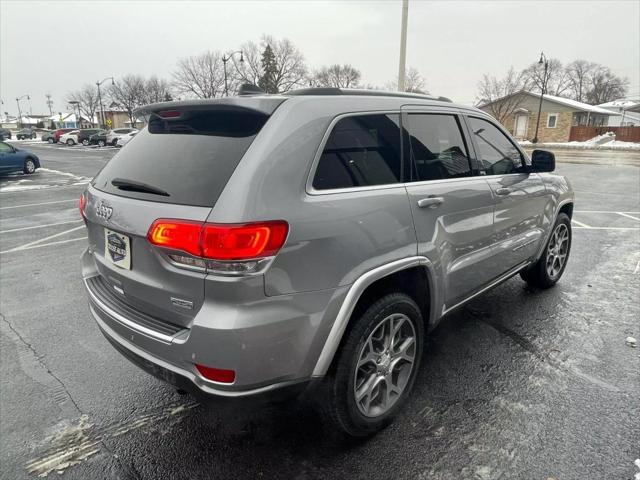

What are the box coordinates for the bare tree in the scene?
[235,35,307,93]
[522,58,570,96]
[66,84,100,125]
[565,60,597,102]
[311,64,361,88]
[108,75,146,126]
[386,67,428,93]
[172,51,226,98]
[585,66,629,104]
[143,76,173,104]
[476,67,529,124]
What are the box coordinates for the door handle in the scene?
[495,187,512,196]
[417,196,444,208]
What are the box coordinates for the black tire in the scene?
[319,292,424,438]
[98,140,105,147]
[23,158,36,174]
[520,213,572,289]
[82,139,89,146]
[48,138,54,144]
[66,139,74,146]
[111,139,118,146]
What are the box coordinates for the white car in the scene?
[106,128,138,146]
[59,130,80,146]
[116,131,137,147]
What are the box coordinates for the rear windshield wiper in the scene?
[111,178,170,197]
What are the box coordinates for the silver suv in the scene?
[81,88,573,437]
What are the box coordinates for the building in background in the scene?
[479,91,619,143]
[596,99,640,126]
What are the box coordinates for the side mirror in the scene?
[531,149,555,172]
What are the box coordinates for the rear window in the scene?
[92,109,269,206]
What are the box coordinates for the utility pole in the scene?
[15,95,29,128]
[45,94,54,116]
[397,0,409,91]
[532,52,549,144]
[222,51,244,97]
[96,77,114,128]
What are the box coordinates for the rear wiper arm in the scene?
[111,178,170,197]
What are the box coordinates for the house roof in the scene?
[524,91,619,115]
[597,99,639,109]
[482,90,620,116]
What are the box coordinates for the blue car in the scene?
[0,141,40,175]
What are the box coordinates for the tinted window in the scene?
[313,114,402,190]
[92,109,270,207]
[468,117,525,175]
[406,113,471,181]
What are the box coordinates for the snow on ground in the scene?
[519,132,640,151]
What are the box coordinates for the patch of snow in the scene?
[626,336,637,348]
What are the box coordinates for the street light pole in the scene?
[532,51,549,144]
[222,51,244,97]
[15,95,29,128]
[96,77,114,128]
[397,0,409,91]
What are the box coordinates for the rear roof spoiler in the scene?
[134,96,286,118]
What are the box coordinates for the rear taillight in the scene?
[79,192,87,219]
[195,364,236,384]
[147,219,289,275]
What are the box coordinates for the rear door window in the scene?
[312,114,402,190]
[405,113,472,181]
[92,109,270,206]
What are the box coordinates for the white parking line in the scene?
[574,210,640,214]
[571,219,592,228]
[1,225,85,254]
[0,236,87,254]
[573,226,640,231]
[0,219,83,234]
[0,199,77,210]
[616,212,640,222]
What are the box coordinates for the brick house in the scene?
[479,91,619,143]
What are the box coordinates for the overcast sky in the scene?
[1,0,638,115]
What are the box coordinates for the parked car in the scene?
[16,128,36,140]
[89,131,108,147]
[53,128,75,143]
[41,131,56,143]
[77,129,105,146]
[115,131,137,147]
[0,128,12,140]
[106,128,138,146]
[80,89,574,438]
[0,141,40,174]
[59,130,80,146]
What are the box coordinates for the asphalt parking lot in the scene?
[1,142,639,480]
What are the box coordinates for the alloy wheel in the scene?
[25,160,35,173]
[353,313,416,417]
[546,223,569,279]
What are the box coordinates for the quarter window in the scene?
[547,113,558,128]
[468,117,525,175]
[405,113,472,181]
[312,114,402,190]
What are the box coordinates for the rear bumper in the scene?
[83,249,348,399]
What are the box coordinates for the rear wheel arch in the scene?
[559,202,573,219]
[313,259,435,377]
[349,266,432,334]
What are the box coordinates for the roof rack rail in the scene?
[284,87,452,102]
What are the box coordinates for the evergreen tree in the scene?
[258,45,278,93]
